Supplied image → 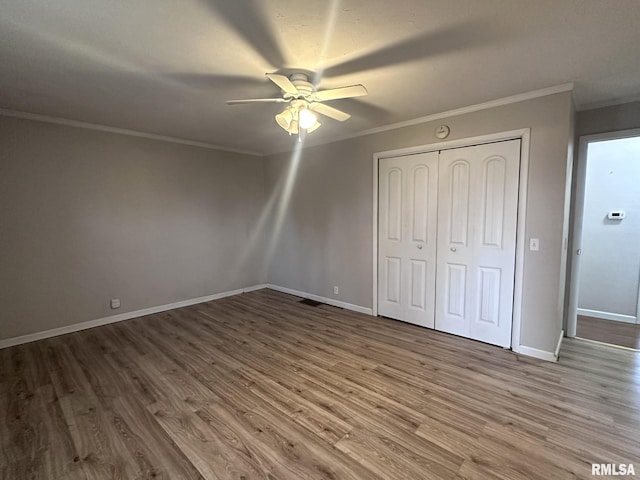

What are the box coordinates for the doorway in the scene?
[375,133,526,349]
[567,130,640,350]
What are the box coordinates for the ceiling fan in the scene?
[226,73,368,137]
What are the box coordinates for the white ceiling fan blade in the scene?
[314,84,368,101]
[226,98,287,105]
[265,73,298,95]
[309,102,351,122]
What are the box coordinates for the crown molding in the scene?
[0,108,263,157]
[1,83,575,157]
[576,93,640,112]
[266,83,575,155]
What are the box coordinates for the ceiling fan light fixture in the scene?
[275,103,320,137]
[275,108,295,131]
[290,119,299,135]
[298,108,317,130]
[307,120,321,133]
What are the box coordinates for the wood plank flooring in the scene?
[577,314,640,350]
[2,289,639,479]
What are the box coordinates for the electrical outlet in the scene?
[529,238,540,251]
[333,286,339,295]
[110,298,121,309]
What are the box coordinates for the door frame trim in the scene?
[372,128,531,352]
[566,128,640,336]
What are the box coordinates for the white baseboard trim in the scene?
[554,329,564,359]
[0,284,267,349]
[574,337,639,352]
[243,284,268,293]
[577,308,636,324]
[516,345,558,362]
[266,284,374,315]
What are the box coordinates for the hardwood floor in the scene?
[577,314,640,350]
[2,289,639,479]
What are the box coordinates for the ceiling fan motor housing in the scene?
[288,73,314,98]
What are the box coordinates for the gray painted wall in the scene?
[578,137,640,318]
[0,116,266,340]
[0,91,575,355]
[576,101,640,137]
[265,92,574,354]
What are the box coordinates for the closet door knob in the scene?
[450,247,457,252]
[417,244,423,250]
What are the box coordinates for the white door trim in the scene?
[567,127,640,335]
[372,128,531,352]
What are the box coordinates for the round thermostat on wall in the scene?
[435,125,450,139]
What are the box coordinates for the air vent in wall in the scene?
[299,298,323,307]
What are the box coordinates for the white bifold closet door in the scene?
[378,152,439,328]
[377,139,520,348]
[435,140,521,347]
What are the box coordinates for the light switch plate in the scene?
[529,238,540,251]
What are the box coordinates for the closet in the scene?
[377,139,521,347]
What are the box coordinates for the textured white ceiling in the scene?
[1,0,640,154]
